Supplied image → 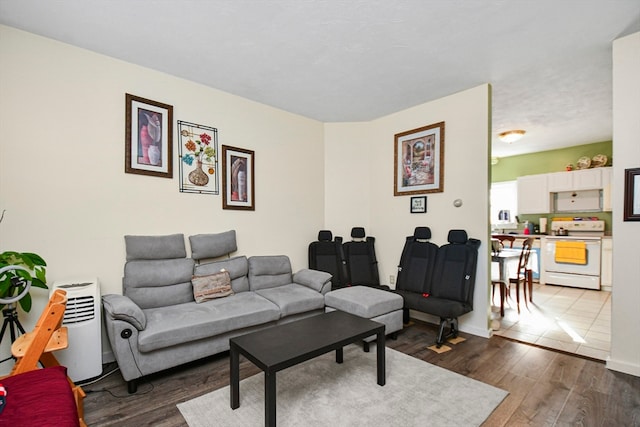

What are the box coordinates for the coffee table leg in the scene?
[336,346,343,364]
[376,330,386,386]
[265,370,276,427]
[230,345,240,409]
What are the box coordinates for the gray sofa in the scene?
[102,231,332,393]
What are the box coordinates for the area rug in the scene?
[177,345,507,427]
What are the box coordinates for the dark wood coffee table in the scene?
[230,310,386,427]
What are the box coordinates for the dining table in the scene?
[491,248,522,317]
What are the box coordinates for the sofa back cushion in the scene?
[189,230,237,261]
[248,255,293,291]
[125,233,186,260]
[124,258,195,309]
[193,256,250,293]
[123,234,194,309]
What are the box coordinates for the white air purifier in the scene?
[51,279,102,382]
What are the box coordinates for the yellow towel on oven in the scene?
[555,241,587,264]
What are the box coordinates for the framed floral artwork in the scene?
[125,93,173,178]
[178,121,219,194]
[222,145,255,210]
[394,121,445,196]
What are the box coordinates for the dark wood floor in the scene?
[82,320,640,426]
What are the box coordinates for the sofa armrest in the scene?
[293,269,332,293]
[102,294,147,330]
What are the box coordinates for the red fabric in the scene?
[0,366,79,427]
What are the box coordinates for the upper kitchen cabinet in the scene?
[602,167,613,211]
[517,173,549,214]
[547,168,605,192]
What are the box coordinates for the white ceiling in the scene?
[1,0,639,158]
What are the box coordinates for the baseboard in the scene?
[606,358,640,377]
[459,323,492,339]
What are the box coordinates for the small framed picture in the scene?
[410,196,427,213]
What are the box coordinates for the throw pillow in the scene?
[192,270,233,303]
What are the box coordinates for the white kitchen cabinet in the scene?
[548,168,602,192]
[601,167,613,211]
[573,168,602,190]
[601,237,613,291]
[547,171,573,192]
[517,174,549,214]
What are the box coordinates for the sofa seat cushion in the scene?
[399,290,471,319]
[254,284,325,317]
[325,286,403,318]
[138,292,280,352]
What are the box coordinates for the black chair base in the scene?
[435,317,459,348]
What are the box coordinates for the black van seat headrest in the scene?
[351,227,366,239]
[318,230,333,241]
[414,227,432,240]
[448,230,468,244]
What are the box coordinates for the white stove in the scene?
[542,220,604,290]
[549,220,605,237]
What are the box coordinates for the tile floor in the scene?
[491,283,611,361]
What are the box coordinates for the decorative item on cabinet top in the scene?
[576,156,591,170]
[575,154,608,170]
[591,154,608,167]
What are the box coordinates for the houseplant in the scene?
[0,251,47,312]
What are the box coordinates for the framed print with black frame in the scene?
[624,167,640,221]
[178,120,219,195]
[410,196,427,213]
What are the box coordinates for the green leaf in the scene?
[18,292,32,312]
[31,278,48,290]
[35,267,47,283]
[22,252,46,267]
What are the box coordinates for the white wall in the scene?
[609,31,640,376]
[0,26,325,364]
[325,85,492,339]
[0,25,500,371]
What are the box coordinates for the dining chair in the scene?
[491,237,534,314]
[509,237,534,313]
[492,234,516,249]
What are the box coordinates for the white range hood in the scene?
[553,189,602,212]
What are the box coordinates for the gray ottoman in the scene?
[324,286,403,351]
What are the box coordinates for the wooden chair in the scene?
[491,234,515,307]
[492,234,516,249]
[491,238,534,314]
[5,289,87,427]
[508,238,534,313]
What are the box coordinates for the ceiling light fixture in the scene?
[498,130,526,143]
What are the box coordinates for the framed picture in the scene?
[624,167,640,221]
[125,94,173,178]
[178,121,219,194]
[394,121,445,196]
[410,196,427,213]
[222,145,255,210]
